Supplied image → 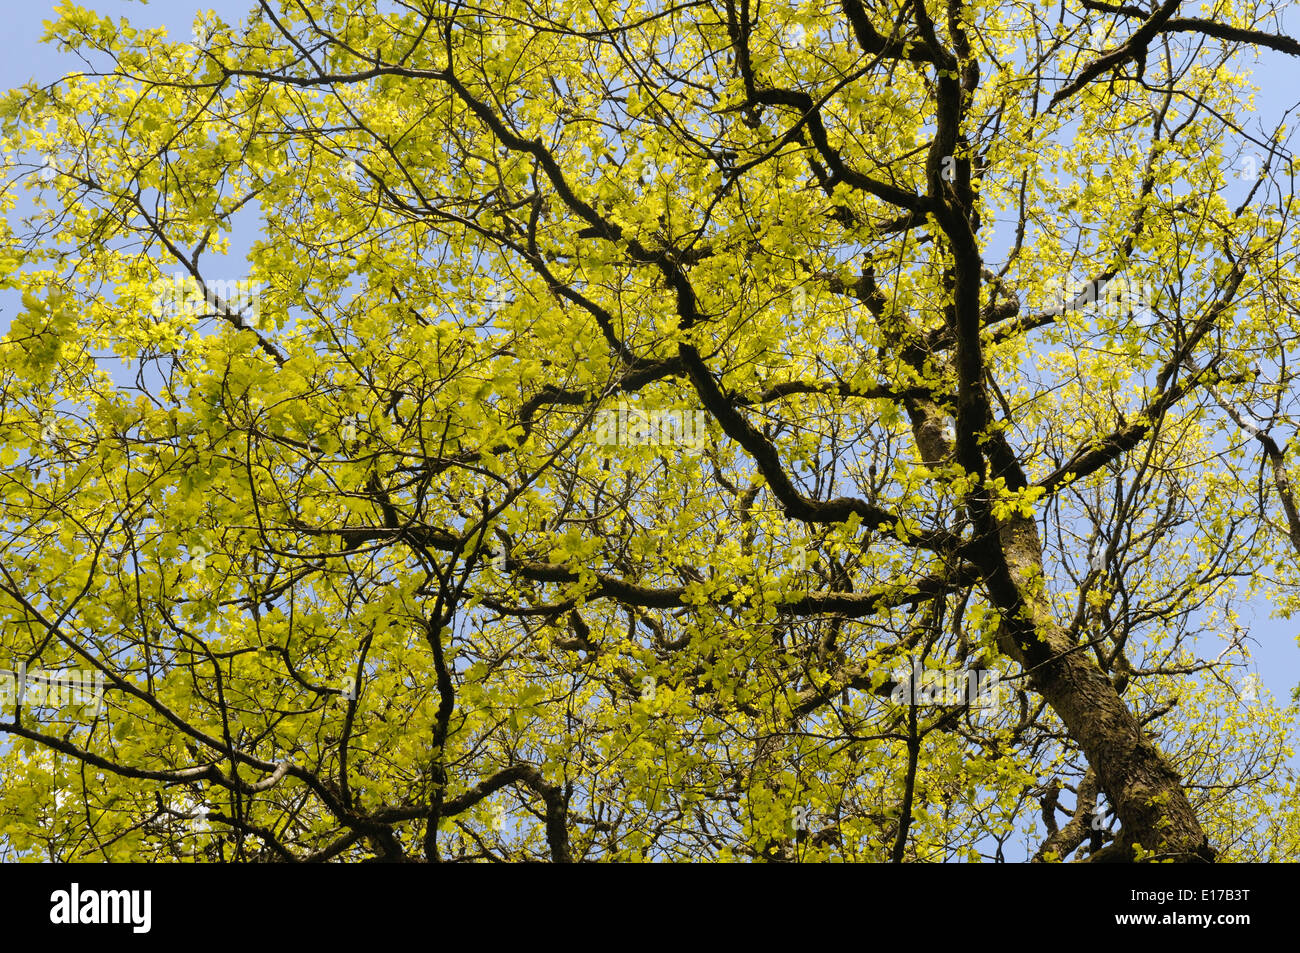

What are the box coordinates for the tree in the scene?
[0,0,1297,862]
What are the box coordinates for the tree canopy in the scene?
[1,0,1298,862]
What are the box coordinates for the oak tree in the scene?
[1,0,1298,862]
